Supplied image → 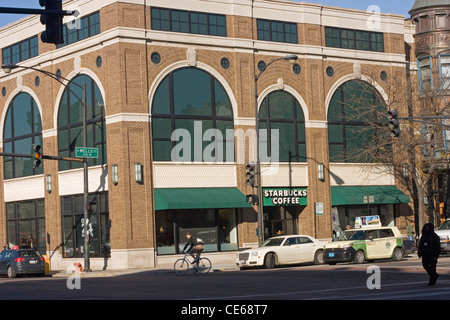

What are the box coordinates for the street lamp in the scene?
[2,63,92,272]
[254,54,298,245]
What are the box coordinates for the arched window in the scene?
[259,90,306,162]
[3,92,43,179]
[152,67,234,162]
[57,74,106,170]
[328,80,386,163]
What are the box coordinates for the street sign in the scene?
[75,147,98,158]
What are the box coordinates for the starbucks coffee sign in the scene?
[263,188,307,206]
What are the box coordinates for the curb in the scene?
[51,266,239,278]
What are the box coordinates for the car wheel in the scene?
[353,250,365,264]
[7,266,16,278]
[313,250,324,265]
[264,253,275,269]
[392,247,403,261]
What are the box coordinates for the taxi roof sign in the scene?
[355,215,381,229]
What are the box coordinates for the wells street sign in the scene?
[75,147,98,158]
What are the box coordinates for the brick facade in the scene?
[0,0,415,270]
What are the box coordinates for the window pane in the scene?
[152,118,172,139]
[13,93,33,137]
[268,91,293,119]
[191,12,208,35]
[271,122,295,162]
[152,76,170,114]
[173,68,212,116]
[271,21,283,42]
[153,141,173,161]
[329,145,344,162]
[214,80,232,117]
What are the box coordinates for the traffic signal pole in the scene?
[0,2,75,44]
[0,6,75,17]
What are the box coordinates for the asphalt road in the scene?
[0,254,449,316]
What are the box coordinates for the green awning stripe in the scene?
[331,186,410,206]
[154,188,251,210]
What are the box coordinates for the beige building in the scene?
[0,0,414,270]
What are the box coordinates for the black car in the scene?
[0,249,45,278]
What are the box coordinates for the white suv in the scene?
[435,219,450,253]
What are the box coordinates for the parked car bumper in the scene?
[323,247,356,264]
[14,262,45,275]
[235,252,264,268]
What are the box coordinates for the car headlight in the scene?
[250,252,259,257]
[344,244,354,248]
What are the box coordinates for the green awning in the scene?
[154,188,251,210]
[331,186,410,206]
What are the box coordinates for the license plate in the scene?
[239,260,245,265]
[29,260,37,264]
[328,252,335,257]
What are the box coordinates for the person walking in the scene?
[418,223,441,286]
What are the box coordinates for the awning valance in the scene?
[331,186,410,206]
[154,187,251,210]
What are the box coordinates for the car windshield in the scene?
[261,238,284,247]
[18,250,41,257]
[338,230,367,241]
[438,220,450,230]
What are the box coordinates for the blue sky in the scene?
[0,0,415,28]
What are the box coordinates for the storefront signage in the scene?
[263,188,307,206]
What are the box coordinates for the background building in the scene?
[408,0,450,230]
[0,0,414,270]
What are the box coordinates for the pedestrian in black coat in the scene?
[418,223,441,286]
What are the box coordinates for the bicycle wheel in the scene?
[196,257,212,274]
[174,258,189,275]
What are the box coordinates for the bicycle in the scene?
[174,252,212,275]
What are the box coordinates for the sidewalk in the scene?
[51,262,240,278]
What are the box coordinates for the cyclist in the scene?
[181,232,204,263]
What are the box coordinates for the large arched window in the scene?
[259,90,306,162]
[152,67,234,162]
[3,92,43,179]
[58,74,106,170]
[327,80,387,163]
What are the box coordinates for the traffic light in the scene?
[388,109,401,137]
[40,0,64,44]
[245,162,255,186]
[33,145,42,168]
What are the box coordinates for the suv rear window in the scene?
[18,250,41,257]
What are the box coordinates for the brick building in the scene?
[0,0,414,270]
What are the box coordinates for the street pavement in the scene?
[50,253,441,278]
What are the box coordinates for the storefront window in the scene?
[61,192,109,258]
[5,199,46,254]
[263,206,298,239]
[3,92,43,179]
[155,208,238,255]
